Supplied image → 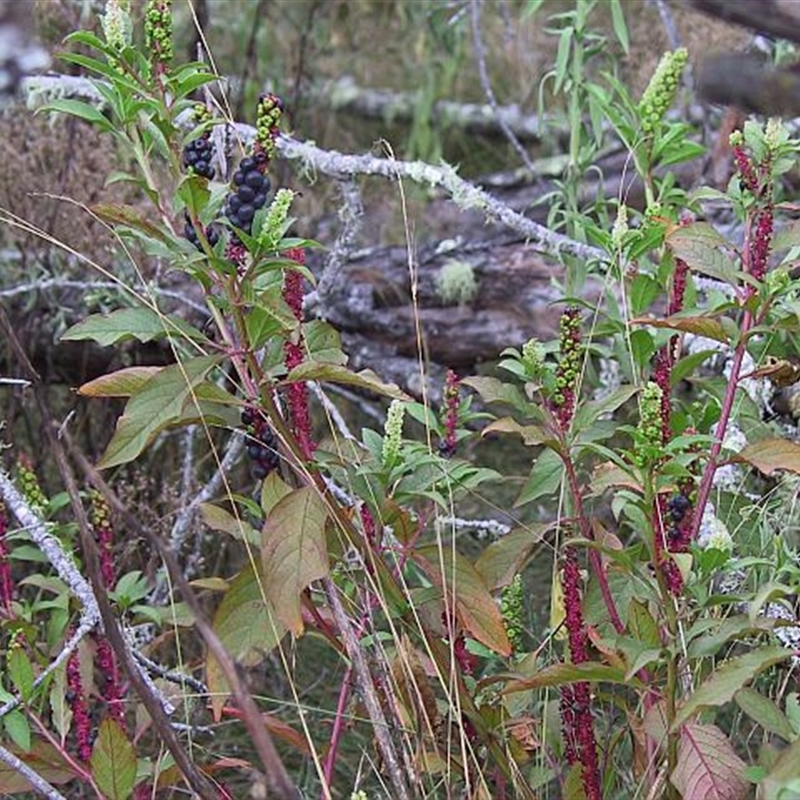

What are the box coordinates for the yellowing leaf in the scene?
[502,662,637,694]
[630,314,730,343]
[734,438,800,476]
[0,741,74,792]
[78,367,162,398]
[474,524,549,591]
[415,545,511,656]
[206,563,287,720]
[199,504,259,545]
[98,355,220,469]
[90,719,137,800]
[482,418,558,448]
[261,487,330,635]
[285,363,410,400]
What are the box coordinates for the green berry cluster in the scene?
[638,48,688,135]
[501,574,525,654]
[88,490,111,530]
[16,456,47,514]
[635,381,664,465]
[101,0,132,52]
[522,338,546,378]
[381,400,405,469]
[258,188,295,250]
[553,307,581,408]
[255,94,284,162]
[144,0,173,68]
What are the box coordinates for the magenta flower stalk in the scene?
[560,546,602,800]
[283,247,315,459]
[0,501,12,616]
[66,645,93,762]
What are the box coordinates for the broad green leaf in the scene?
[672,646,793,730]
[474,524,550,591]
[63,308,208,347]
[773,218,800,253]
[687,615,779,658]
[285,363,409,400]
[260,472,293,516]
[3,711,31,752]
[39,99,113,131]
[199,504,259,545]
[8,647,35,702]
[206,562,287,719]
[0,741,74,792]
[261,487,330,635]
[667,223,744,288]
[502,661,639,694]
[735,687,795,741]
[670,723,749,800]
[78,367,161,398]
[461,376,528,412]
[631,314,730,343]
[303,320,348,366]
[516,448,564,507]
[734,438,800,476]
[99,355,220,468]
[573,385,638,429]
[90,719,137,800]
[627,599,661,649]
[415,545,511,656]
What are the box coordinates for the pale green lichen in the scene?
[436,259,478,306]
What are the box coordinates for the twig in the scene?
[0,742,68,800]
[470,0,536,172]
[0,470,100,627]
[133,650,209,695]
[323,577,414,800]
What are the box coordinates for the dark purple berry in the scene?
[241,409,254,426]
[237,185,255,203]
[238,204,254,223]
[252,463,269,480]
[240,157,256,172]
[245,171,265,190]
[228,195,242,213]
[233,170,245,186]
[253,192,267,209]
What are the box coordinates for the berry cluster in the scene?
[182,134,215,180]
[225,155,270,236]
[242,408,280,479]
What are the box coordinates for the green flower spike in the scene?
[639,48,688,134]
[101,0,132,52]
[382,400,405,469]
[144,0,173,69]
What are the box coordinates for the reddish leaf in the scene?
[90,719,137,800]
[482,417,558,448]
[78,366,161,398]
[670,723,749,800]
[502,661,642,694]
[734,438,800,476]
[415,545,511,656]
[261,486,329,635]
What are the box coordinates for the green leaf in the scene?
[261,487,330,635]
[206,562,288,719]
[573,385,638,429]
[91,203,173,244]
[672,646,793,730]
[90,719,137,800]
[98,355,220,468]
[461,375,529,413]
[666,223,743,288]
[63,308,208,347]
[516,448,564,506]
[735,687,795,741]
[474,523,550,591]
[8,647,35,702]
[629,274,660,316]
[303,320,348,366]
[609,0,629,53]
[78,367,162,398]
[198,504,259,545]
[260,472,293,516]
[760,731,800,797]
[734,438,800,476]
[502,661,639,693]
[285,363,410,400]
[3,711,31,753]
[415,545,511,656]
[39,99,113,131]
[670,723,749,800]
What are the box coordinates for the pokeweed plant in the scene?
[4,3,800,800]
